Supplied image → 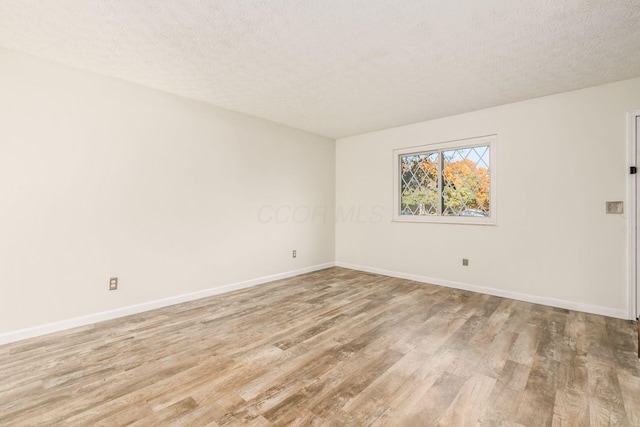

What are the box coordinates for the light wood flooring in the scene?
[0,267,639,426]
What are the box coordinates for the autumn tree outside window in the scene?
[393,136,496,225]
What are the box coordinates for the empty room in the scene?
[1,1,639,425]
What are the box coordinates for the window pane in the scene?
[441,145,490,217]
[400,152,439,215]
[394,136,495,224]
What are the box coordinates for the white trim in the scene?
[336,261,628,320]
[0,262,335,346]
[392,134,497,225]
[628,110,640,320]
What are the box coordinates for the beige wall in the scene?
[336,78,640,318]
[2,45,638,339]
[0,48,335,335]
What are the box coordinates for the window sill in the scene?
[392,216,497,226]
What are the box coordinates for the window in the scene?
[393,135,496,224]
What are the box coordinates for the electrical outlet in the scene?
[292,250,297,258]
[462,259,469,266]
[109,277,118,291]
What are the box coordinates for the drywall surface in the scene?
[336,77,640,317]
[0,48,335,335]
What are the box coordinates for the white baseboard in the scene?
[335,262,629,320]
[2,260,628,346]
[0,262,335,346]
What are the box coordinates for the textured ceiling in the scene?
[1,1,640,139]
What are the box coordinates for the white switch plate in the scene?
[605,201,623,214]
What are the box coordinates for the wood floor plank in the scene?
[437,373,497,427]
[508,322,541,366]
[340,350,428,421]
[587,354,629,426]
[397,371,467,426]
[477,360,531,426]
[515,354,560,427]
[0,267,638,426]
[552,352,590,426]
[617,372,640,427]
[367,369,432,425]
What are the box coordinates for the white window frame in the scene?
[393,135,497,225]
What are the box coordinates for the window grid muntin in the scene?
[398,142,491,219]
[400,151,439,216]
